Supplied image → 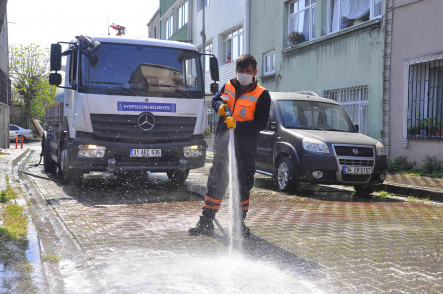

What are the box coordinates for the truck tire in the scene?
[60,139,83,186]
[167,169,189,185]
[275,157,298,192]
[43,136,57,173]
[354,184,376,196]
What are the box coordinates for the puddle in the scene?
[97,249,323,293]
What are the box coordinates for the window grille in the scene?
[323,85,368,135]
[407,59,443,140]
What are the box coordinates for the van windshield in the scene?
[277,100,356,132]
[79,42,204,98]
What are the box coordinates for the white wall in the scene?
[191,0,248,93]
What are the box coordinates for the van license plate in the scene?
[130,149,162,157]
[343,166,372,175]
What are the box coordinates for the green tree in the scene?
[9,44,56,128]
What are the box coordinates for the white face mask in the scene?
[237,73,253,86]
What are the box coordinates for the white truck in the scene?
[45,35,219,185]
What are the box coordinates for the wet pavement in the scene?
[1,141,442,293]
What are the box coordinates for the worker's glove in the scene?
[224,116,236,129]
[218,104,230,117]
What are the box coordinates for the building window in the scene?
[407,59,443,140]
[223,27,243,64]
[263,51,276,76]
[178,1,188,30]
[328,0,382,34]
[324,85,368,135]
[288,0,317,43]
[197,0,210,12]
[165,14,174,39]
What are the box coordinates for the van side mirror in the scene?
[49,73,62,86]
[50,44,62,71]
[209,56,219,81]
[353,124,359,132]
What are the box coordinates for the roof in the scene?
[269,92,339,105]
[85,35,197,51]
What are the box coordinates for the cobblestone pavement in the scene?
[9,143,443,293]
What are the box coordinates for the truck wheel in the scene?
[354,184,376,196]
[275,157,298,192]
[60,140,83,186]
[167,169,189,185]
[43,136,56,172]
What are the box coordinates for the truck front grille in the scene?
[90,114,196,144]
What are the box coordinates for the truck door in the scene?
[256,103,277,172]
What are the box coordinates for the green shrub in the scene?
[387,156,415,173]
[419,155,442,177]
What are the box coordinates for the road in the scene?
[20,141,442,293]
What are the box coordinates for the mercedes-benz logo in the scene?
[137,112,155,131]
[352,148,359,155]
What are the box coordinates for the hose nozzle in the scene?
[224,106,232,117]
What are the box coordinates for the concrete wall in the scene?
[191,0,248,93]
[249,0,386,140]
[0,9,9,148]
[389,0,443,163]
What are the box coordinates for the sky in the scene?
[7,0,160,48]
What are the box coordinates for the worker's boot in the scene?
[241,212,250,238]
[188,215,215,236]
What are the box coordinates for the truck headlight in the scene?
[183,145,204,157]
[376,141,386,156]
[78,145,106,158]
[302,138,330,153]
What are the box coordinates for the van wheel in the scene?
[275,157,298,192]
[167,169,189,185]
[43,136,56,172]
[61,139,83,186]
[354,184,376,196]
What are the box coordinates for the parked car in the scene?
[255,92,387,195]
[9,124,33,142]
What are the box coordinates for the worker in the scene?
[189,54,271,238]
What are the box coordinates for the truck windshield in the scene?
[277,100,356,132]
[79,42,204,98]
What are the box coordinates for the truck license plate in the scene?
[130,149,162,158]
[343,166,372,175]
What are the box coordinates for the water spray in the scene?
[224,106,243,251]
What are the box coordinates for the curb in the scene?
[204,153,443,202]
[12,148,31,166]
[379,183,443,202]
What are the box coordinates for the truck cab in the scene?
[45,36,219,185]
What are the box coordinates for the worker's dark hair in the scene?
[236,54,257,71]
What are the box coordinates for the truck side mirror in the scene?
[210,82,219,94]
[209,56,219,82]
[353,124,359,132]
[49,73,62,86]
[50,44,62,71]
